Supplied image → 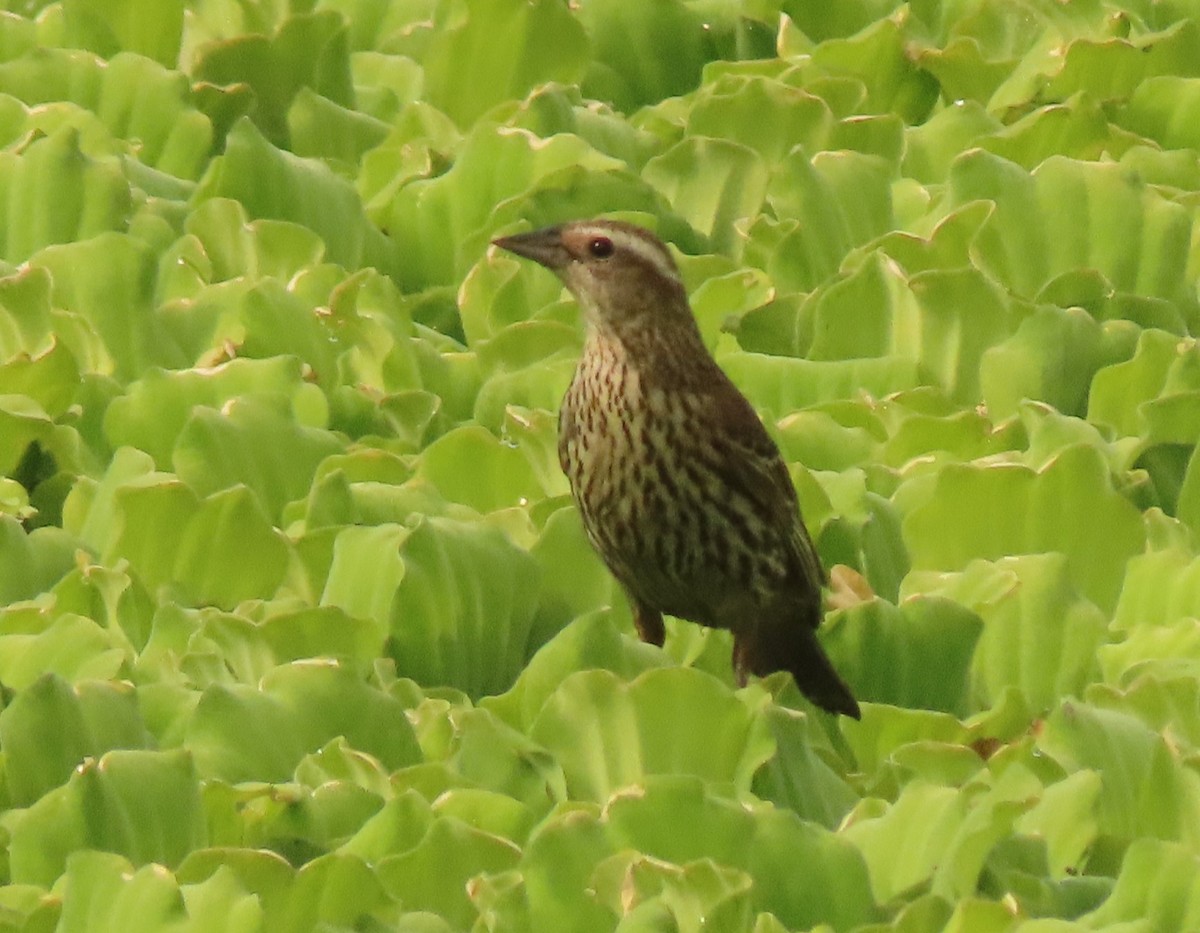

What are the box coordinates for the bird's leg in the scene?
[731,633,751,688]
[631,599,666,647]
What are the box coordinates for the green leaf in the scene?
[319,522,409,627]
[0,389,50,466]
[194,118,397,275]
[642,137,767,253]
[483,610,666,732]
[175,486,293,606]
[440,705,567,814]
[63,0,184,68]
[1079,838,1200,931]
[764,149,895,290]
[720,352,924,419]
[174,850,294,927]
[809,15,939,123]
[105,356,326,469]
[1113,547,1200,634]
[34,233,188,380]
[529,668,773,801]
[823,596,982,716]
[594,855,755,931]
[980,98,1115,170]
[1116,75,1200,151]
[807,255,1017,404]
[1038,701,1200,849]
[513,804,619,930]
[1015,770,1102,878]
[287,86,390,168]
[260,605,388,673]
[458,249,571,346]
[385,123,625,290]
[1088,328,1195,439]
[413,424,546,514]
[192,10,353,148]
[0,49,211,177]
[577,0,713,111]
[686,75,834,164]
[0,127,130,264]
[284,853,391,932]
[1044,21,1200,101]
[389,516,546,698]
[603,775,879,930]
[0,611,127,690]
[375,816,521,929]
[917,38,1018,109]
[905,555,1109,711]
[528,505,621,631]
[752,704,861,829]
[980,308,1120,421]
[949,151,1196,317]
[901,444,1146,613]
[422,0,586,127]
[0,516,85,610]
[0,339,81,418]
[0,675,149,806]
[186,661,421,783]
[114,481,290,608]
[9,749,205,886]
[53,852,202,933]
[172,394,342,521]
[180,197,320,283]
[0,266,57,360]
[844,770,1033,904]
[1173,440,1200,537]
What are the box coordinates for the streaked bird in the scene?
[493,219,860,718]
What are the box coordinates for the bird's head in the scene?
[492,219,694,338]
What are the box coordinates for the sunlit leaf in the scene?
[186,661,421,783]
[195,118,397,275]
[192,10,353,147]
[389,516,548,698]
[902,445,1146,612]
[602,775,879,930]
[421,0,586,127]
[9,749,205,886]
[529,667,773,801]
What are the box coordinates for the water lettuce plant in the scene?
[0,0,1198,930]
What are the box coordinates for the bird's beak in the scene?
[492,226,568,271]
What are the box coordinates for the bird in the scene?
[492,219,860,718]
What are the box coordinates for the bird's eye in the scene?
[588,237,615,259]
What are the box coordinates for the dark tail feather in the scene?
[789,627,860,718]
[744,624,861,719]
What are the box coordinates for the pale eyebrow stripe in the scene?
[578,223,682,286]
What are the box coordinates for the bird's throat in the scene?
[584,316,716,391]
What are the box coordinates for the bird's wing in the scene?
[704,382,828,592]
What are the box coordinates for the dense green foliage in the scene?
[0,0,1199,929]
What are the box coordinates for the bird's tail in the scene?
[790,626,861,718]
[747,622,861,719]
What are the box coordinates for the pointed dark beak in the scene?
[492,225,568,271]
